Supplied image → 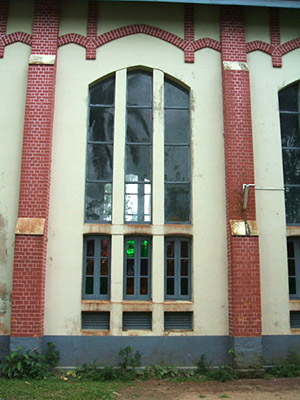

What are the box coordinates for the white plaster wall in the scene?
[0,43,30,335]
[45,6,227,336]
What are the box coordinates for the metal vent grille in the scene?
[164,312,192,330]
[82,312,110,330]
[290,311,300,329]
[123,312,152,330]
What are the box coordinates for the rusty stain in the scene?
[0,321,9,335]
[64,317,81,335]
[84,223,193,236]
[81,330,110,336]
[0,283,7,301]
[0,214,7,265]
[15,217,45,235]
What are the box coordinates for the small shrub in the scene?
[271,348,300,377]
[118,346,141,379]
[76,360,104,381]
[196,354,209,375]
[196,354,237,382]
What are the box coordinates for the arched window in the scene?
[279,82,300,225]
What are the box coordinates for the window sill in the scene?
[287,226,300,236]
[81,300,110,312]
[81,329,110,336]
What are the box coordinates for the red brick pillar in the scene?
[10,0,60,352]
[220,6,262,367]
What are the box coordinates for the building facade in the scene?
[0,0,300,367]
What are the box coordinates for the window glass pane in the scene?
[126,240,135,257]
[181,241,189,258]
[100,277,108,295]
[289,277,297,295]
[279,84,298,111]
[165,147,189,182]
[289,259,296,276]
[101,259,108,276]
[127,109,152,143]
[126,278,134,295]
[87,240,95,257]
[90,77,115,105]
[86,259,94,276]
[288,241,295,258]
[181,278,188,296]
[165,80,189,108]
[165,109,189,144]
[282,149,300,185]
[127,259,135,276]
[85,183,112,222]
[85,277,93,295]
[285,187,300,224]
[141,259,148,276]
[165,184,190,222]
[89,108,114,142]
[280,114,300,147]
[141,240,149,258]
[125,184,151,223]
[87,144,113,181]
[126,146,151,180]
[101,240,109,257]
[167,241,175,257]
[167,259,174,276]
[181,259,188,276]
[167,278,174,295]
[127,71,152,107]
[140,278,148,295]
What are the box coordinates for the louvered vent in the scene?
[164,312,192,330]
[290,311,300,329]
[123,312,152,330]
[82,312,110,330]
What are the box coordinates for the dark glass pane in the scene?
[288,241,295,258]
[181,278,188,296]
[282,149,300,185]
[127,71,152,107]
[141,240,149,258]
[165,146,189,182]
[285,186,300,224]
[167,278,174,295]
[167,241,174,257]
[85,182,112,222]
[126,277,134,295]
[89,108,114,142]
[100,277,108,295]
[126,145,151,180]
[279,84,298,112]
[165,184,190,222]
[165,109,189,144]
[87,240,95,257]
[86,258,94,276]
[167,259,174,276]
[127,240,135,257]
[87,144,113,180]
[289,277,297,295]
[288,259,296,276]
[85,277,93,295]
[127,109,152,143]
[127,259,135,276]
[280,114,300,147]
[101,259,109,276]
[101,239,109,257]
[181,259,188,276]
[90,77,115,105]
[141,259,148,276]
[140,278,148,295]
[165,79,189,108]
[181,241,189,258]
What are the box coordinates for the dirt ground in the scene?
[118,378,300,399]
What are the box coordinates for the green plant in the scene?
[271,348,300,377]
[196,354,209,375]
[118,346,141,378]
[196,354,237,382]
[0,343,60,380]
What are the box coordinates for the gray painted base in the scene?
[0,335,9,360]
[230,336,262,368]
[10,336,43,353]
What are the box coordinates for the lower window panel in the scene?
[81,312,110,330]
[164,312,192,330]
[123,312,152,330]
[290,311,300,329]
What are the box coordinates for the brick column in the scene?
[10,0,60,352]
[220,6,262,367]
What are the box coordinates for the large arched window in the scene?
[279,82,300,225]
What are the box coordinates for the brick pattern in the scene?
[269,8,281,67]
[221,6,262,338]
[0,0,8,58]
[86,0,97,60]
[10,0,60,339]
[184,4,194,63]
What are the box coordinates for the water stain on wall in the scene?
[0,214,7,265]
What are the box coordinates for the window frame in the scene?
[287,237,300,299]
[82,235,111,300]
[123,236,152,300]
[164,236,192,300]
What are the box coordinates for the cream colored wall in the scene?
[45,4,227,336]
[0,43,31,335]
[6,0,34,35]
[247,6,300,334]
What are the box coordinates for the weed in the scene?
[220,395,230,399]
[271,348,300,377]
[196,354,237,382]
[118,346,141,379]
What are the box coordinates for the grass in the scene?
[0,377,125,400]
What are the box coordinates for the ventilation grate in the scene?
[164,312,192,330]
[123,312,152,330]
[290,311,300,329]
[82,312,110,330]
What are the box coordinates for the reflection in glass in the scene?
[101,259,109,275]
[127,109,151,143]
[90,76,115,105]
[89,108,114,142]
[127,259,135,276]
[165,109,189,144]
[85,183,112,222]
[101,240,109,257]
[165,184,190,222]
[87,240,95,257]
[127,71,152,107]
[165,80,189,108]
